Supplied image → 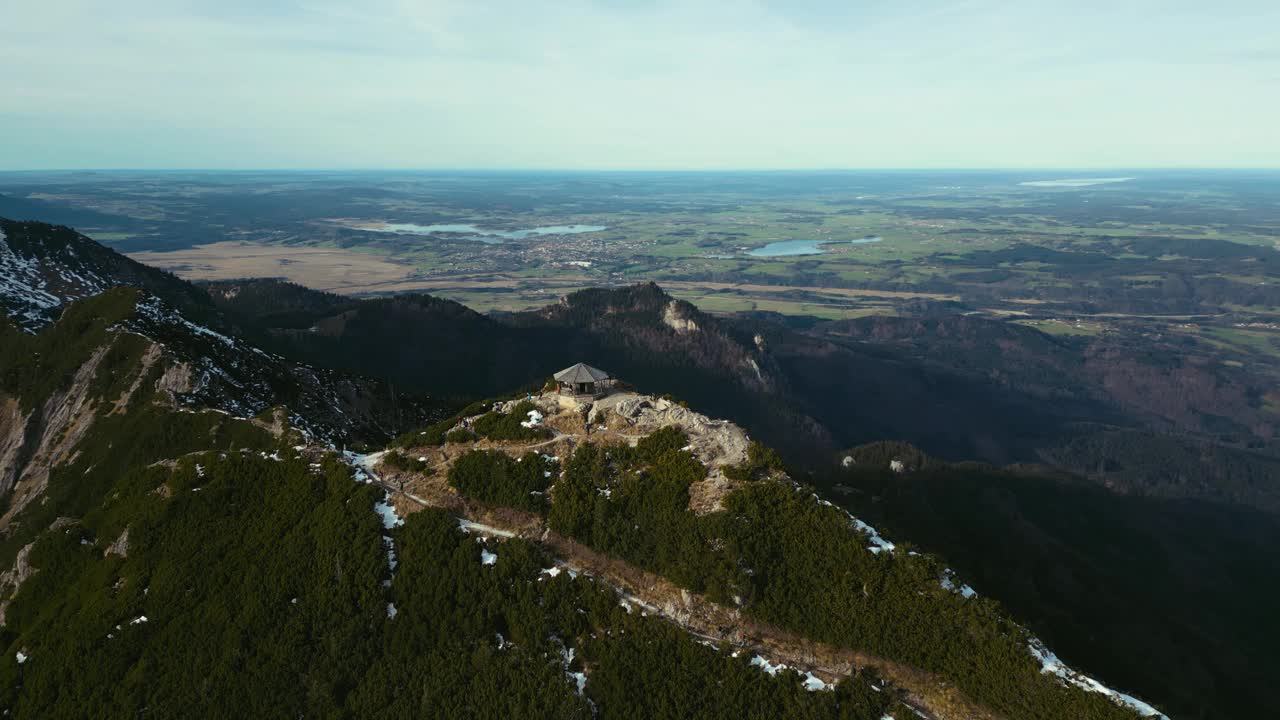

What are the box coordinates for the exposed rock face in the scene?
[249,407,291,439]
[154,359,193,395]
[662,300,700,334]
[0,542,36,626]
[105,528,130,558]
[0,345,109,528]
[0,396,30,498]
[109,342,163,415]
[592,392,753,514]
[592,393,750,470]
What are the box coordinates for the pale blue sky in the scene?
[2,0,1277,169]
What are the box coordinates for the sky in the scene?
[2,0,1278,170]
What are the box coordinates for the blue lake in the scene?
[748,236,882,257]
[370,223,608,243]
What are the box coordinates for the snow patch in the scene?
[750,652,832,692]
[940,570,977,599]
[802,672,828,691]
[15,651,28,665]
[480,549,498,566]
[812,493,895,553]
[135,296,252,352]
[750,655,786,675]
[458,518,518,538]
[373,498,404,530]
[383,536,398,571]
[540,565,580,580]
[1028,638,1167,718]
[0,226,103,332]
[853,517,895,553]
[346,450,387,477]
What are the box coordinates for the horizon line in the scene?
[2,166,1280,174]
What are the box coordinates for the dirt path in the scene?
[360,457,998,720]
[350,394,1001,720]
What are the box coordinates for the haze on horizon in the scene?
[2,0,1278,171]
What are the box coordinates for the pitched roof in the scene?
[554,362,611,384]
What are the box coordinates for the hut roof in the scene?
[554,362,611,384]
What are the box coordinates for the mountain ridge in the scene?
[5,217,1278,512]
[1,217,1276,717]
[0,222,1170,720]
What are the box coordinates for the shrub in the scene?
[547,429,1143,720]
[446,428,478,444]
[447,450,556,513]
[635,426,689,463]
[723,441,786,481]
[392,416,458,448]
[381,450,430,473]
[471,401,552,442]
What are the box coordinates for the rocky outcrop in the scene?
[0,542,36,626]
[436,391,756,516]
[105,527,130,558]
[109,341,163,415]
[662,300,700,334]
[591,393,750,470]
[517,391,754,514]
[0,346,109,529]
[0,396,30,499]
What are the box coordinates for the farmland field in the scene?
[2,169,1278,382]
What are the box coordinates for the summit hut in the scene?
[554,363,614,398]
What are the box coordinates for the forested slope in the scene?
[0,295,900,719]
[819,449,1280,719]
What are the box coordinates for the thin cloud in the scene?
[0,0,1277,169]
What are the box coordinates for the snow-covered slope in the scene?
[0,218,209,333]
[116,293,435,442]
[0,218,440,442]
[0,224,109,330]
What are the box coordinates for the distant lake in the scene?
[748,236,882,257]
[369,223,608,243]
[1019,177,1134,188]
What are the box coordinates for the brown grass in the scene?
[128,241,413,293]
